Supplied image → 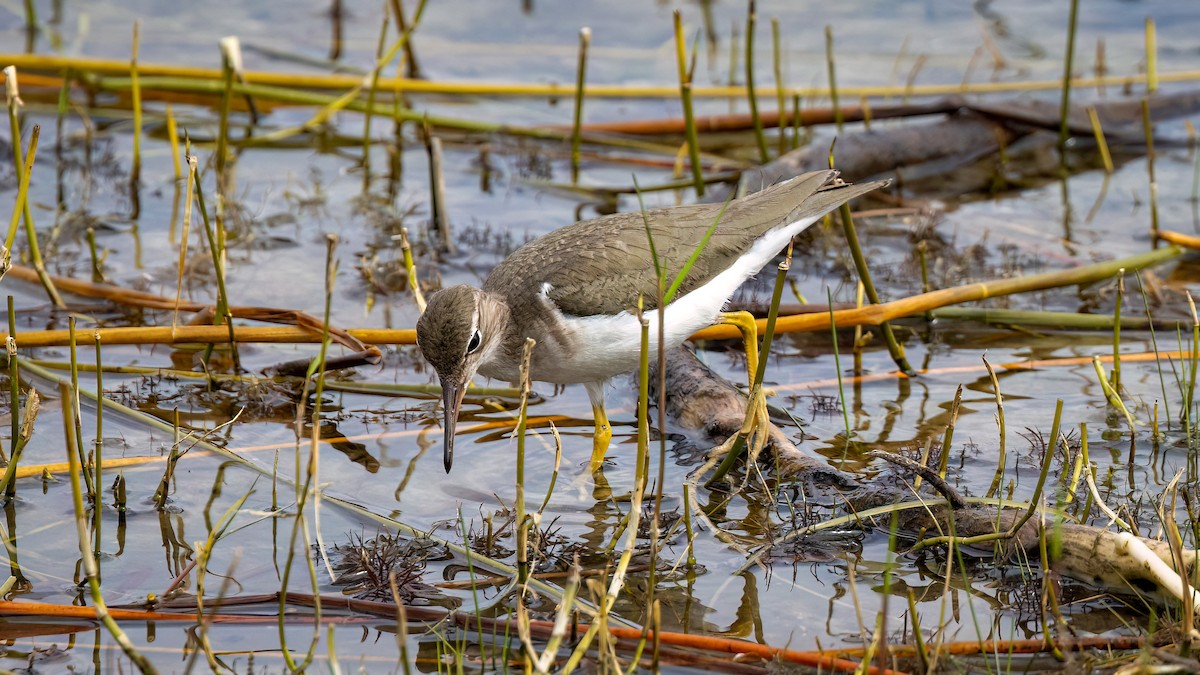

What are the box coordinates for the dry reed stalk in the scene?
[3,53,1200,99]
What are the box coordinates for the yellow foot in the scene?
[589,402,612,471]
[718,310,760,387]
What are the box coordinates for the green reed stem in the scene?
[1143,99,1159,241]
[984,357,1007,500]
[215,37,236,195]
[838,202,913,374]
[85,227,103,282]
[515,338,534,585]
[674,11,705,197]
[1086,106,1114,174]
[1,297,18,496]
[361,11,391,193]
[92,331,103,555]
[1139,271,1172,428]
[790,93,802,150]
[939,386,962,478]
[1093,356,1136,430]
[166,104,181,181]
[1145,17,1158,94]
[745,0,769,163]
[1111,269,1124,391]
[191,153,230,321]
[1057,0,1080,155]
[829,288,852,443]
[824,26,842,132]
[771,17,786,156]
[129,21,142,206]
[570,27,590,185]
[1184,293,1198,429]
[3,91,63,307]
[67,317,94,500]
[64,402,158,674]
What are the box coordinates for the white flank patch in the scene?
[550,214,822,384]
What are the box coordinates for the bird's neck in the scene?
[476,291,517,380]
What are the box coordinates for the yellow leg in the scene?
[718,310,760,387]
[589,401,612,470]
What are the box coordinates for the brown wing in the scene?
[482,171,884,317]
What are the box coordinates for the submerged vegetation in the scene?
[0,0,1199,673]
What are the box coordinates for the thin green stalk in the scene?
[1139,271,1172,428]
[2,297,18,496]
[837,202,913,373]
[790,93,802,150]
[984,357,1007,500]
[771,17,786,156]
[1184,293,1199,429]
[424,130,454,255]
[129,20,142,219]
[3,76,63,306]
[92,332,103,557]
[85,228,103,282]
[744,0,769,163]
[360,11,390,193]
[673,11,705,197]
[64,403,158,674]
[938,386,962,478]
[1086,105,1114,174]
[824,26,842,132]
[1057,0,1080,155]
[570,27,590,184]
[1111,269,1124,391]
[165,104,181,182]
[191,154,230,322]
[67,318,94,500]
[830,288,852,443]
[215,37,237,195]
[1143,99,1159,241]
[1093,356,1136,430]
[515,338,534,584]
[1145,17,1158,94]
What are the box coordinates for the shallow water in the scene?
[1,0,1199,671]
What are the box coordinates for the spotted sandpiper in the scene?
[417,170,886,472]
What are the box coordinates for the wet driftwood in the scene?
[647,346,845,480]
[736,90,1200,190]
[654,344,1200,603]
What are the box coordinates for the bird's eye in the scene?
[466,330,482,355]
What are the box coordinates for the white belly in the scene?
[534,215,817,384]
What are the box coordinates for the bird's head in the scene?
[416,285,508,472]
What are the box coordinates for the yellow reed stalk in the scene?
[2,53,1199,99]
[1145,17,1158,93]
[1086,105,1113,173]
